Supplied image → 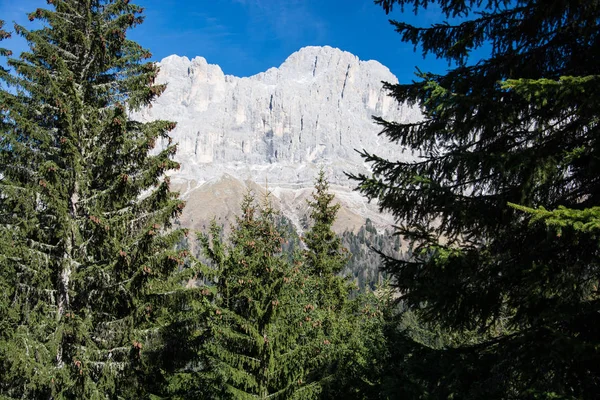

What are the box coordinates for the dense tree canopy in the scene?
[354,0,600,398]
[160,175,389,400]
[195,194,329,399]
[0,1,187,397]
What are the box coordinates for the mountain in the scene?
[134,46,419,236]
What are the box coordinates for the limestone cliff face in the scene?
[134,46,419,233]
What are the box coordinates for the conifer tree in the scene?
[0,18,16,390]
[0,2,187,398]
[301,171,352,395]
[354,0,600,398]
[197,193,326,399]
[326,284,398,400]
[303,170,350,309]
[303,171,392,399]
[0,20,10,72]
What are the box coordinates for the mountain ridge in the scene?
[134,45,419,234]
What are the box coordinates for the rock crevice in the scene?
[135,45,419,186]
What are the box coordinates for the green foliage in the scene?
[194,193,327,399]
[164,173,390,399]
[302,171,354,395]
[0,20,10,67]
[302,171,396,399]
[303,170,351,304]
[509,203,600,235]
[321,282,398,400]
[0,2,188,398]
[354,0,600,398]
[341,220,401,292]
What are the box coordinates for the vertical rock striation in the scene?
[134,46,419,232]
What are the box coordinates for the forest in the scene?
[1,0,599,399]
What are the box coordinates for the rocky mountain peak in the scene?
[257,46,394,84]
[134,46,419,233]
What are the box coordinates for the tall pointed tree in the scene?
[302,171,392,399]
[354,0,600,398]
[196,193,327,399]
[0,18,17,390]
[301,171,351,395]
[303,170,350,308]
[0,1,187,398]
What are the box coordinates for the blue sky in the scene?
[0,0,472,83]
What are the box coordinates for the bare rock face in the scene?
[134,46,419,233]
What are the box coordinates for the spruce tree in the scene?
[354,0,600,398]
[0,2,186,398]
[0,20,10,73]
[0,18,15,391]
[301,171,351,395]
[303,171,393,399]
[303,170,350,309]
[196,193,326,399]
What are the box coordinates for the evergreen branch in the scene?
[509,203,600,233]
